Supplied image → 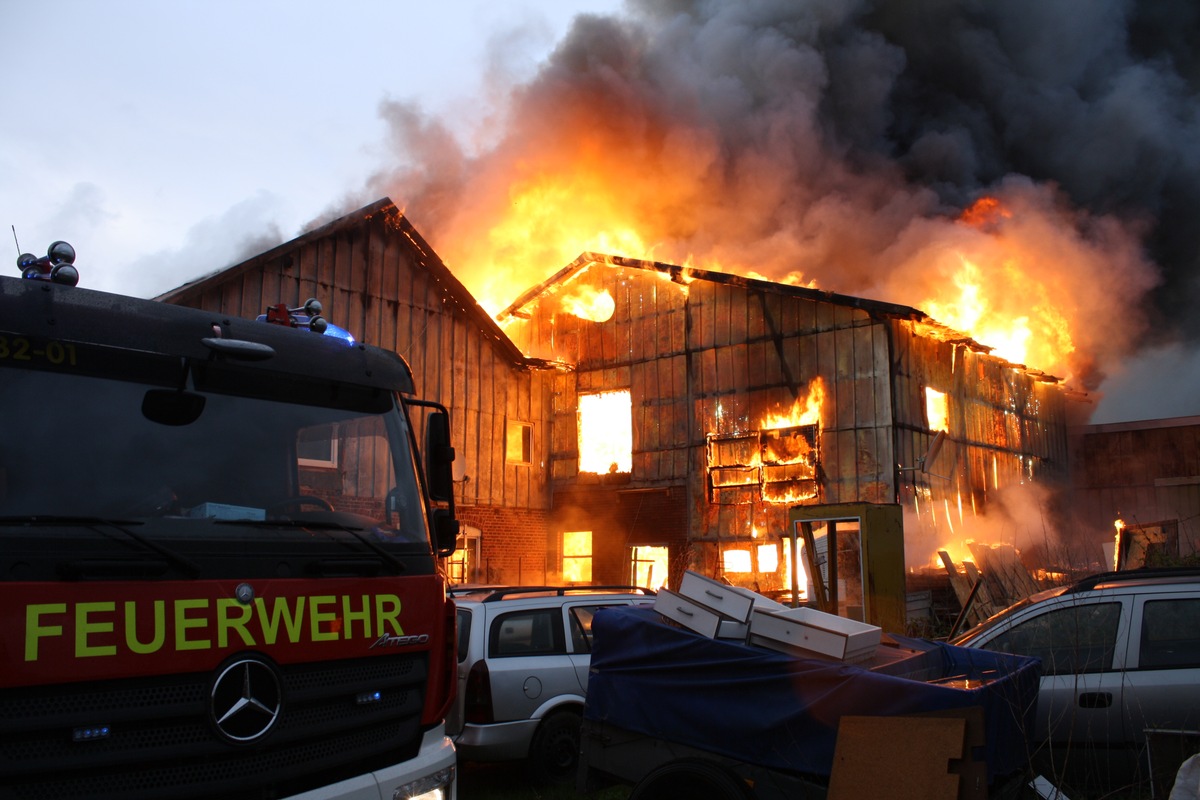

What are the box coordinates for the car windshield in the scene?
[0,358,429,542]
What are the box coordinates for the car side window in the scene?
[568,604,618,653]
[986,601,1121,676]
[490,609,566,657]
[1139,598,1200,669]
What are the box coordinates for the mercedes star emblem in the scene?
[210,657,282,743]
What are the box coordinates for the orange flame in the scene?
[1113,518,1125,571]
[958,196,1011,229]
[762,378,825,430]
[560,286,615,322]
[917,197,1077,373]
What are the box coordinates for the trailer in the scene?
[577,605,1041,800]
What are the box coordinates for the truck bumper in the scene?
[286,726,458,800]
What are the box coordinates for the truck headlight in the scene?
[393,765,455,800]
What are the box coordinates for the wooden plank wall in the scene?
[686,283,894,540]
[1069,421,1200,555]
[890,319,1070,561]
[167,212,551,511]
[510,265,898,542]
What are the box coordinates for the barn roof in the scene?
[155,198,531,367]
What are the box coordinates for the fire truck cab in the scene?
[0,243,459,799]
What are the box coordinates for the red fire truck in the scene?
[0,242,459,799]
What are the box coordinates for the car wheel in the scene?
[528,709,582,784]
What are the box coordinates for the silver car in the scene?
[448,585,655,783]
[951,567,1200,795]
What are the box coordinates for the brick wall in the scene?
[552,485,689,586]
[456,505,553,585]
[454,486,690,587]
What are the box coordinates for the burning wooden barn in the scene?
[497,251,1074,604]
[158,198,1077,613]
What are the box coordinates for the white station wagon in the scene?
[447,585,655,783]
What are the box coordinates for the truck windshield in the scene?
[0,359,430,544]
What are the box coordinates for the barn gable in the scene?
[157,199,559,583]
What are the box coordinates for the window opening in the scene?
[506,421,532,464]
[578,391,631,474]
[925,387,949,432]
[562,530,593,583]
[630,545,669,590]
[297,422,338,468]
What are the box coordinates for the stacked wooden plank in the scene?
[939,544,1044,628]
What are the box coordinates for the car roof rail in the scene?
[1065,565,1200,593]
[457,585,656,602]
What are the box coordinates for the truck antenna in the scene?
[11,225,19,258]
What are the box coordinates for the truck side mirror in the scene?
[424,410,455,503]
[432,509,459,558]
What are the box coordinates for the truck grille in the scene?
[0,654,428,800]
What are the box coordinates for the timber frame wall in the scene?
[501,253,1073,587]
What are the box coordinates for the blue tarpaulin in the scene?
[584,606,1040,783]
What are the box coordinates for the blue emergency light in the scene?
[256,298,356,345]
[17,240,80,286]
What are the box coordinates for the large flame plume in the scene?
[355,2,1180,396]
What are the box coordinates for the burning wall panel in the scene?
[508,262,906,545]
[891,320,1071,570]
[498,253,1075,585]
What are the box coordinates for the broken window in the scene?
[723,548,752,573]
[630,545,669,590]
[707,424,820,504]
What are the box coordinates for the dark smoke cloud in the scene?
[351,0,1197,400]
[861,0,1200,325]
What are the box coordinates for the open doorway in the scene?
[629,545,669,590]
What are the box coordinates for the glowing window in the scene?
[630,545,669,590]
[925,387,949,432]
[723,549,751,573]
[506,421,532,464]
[757,543,778,572]
[578,390,632,474]
[563,530,593,583]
